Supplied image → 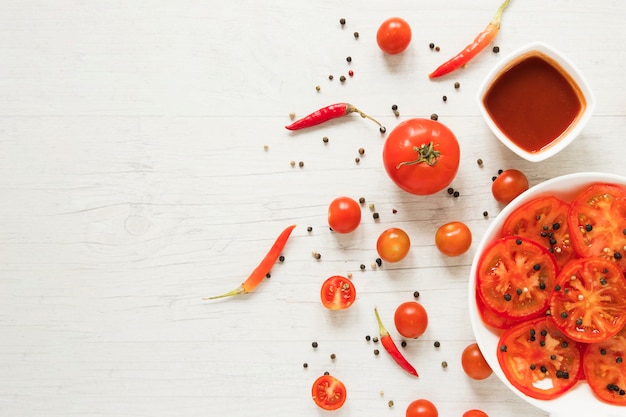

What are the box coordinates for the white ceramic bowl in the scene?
[468,172,626,417]
[477,42,595,162]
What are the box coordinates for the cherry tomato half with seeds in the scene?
[492,169,529,204]
[405,398,438,417]
[377,227,411,262]
[461,342,492,380]
[376,17,412,54]
[383,118,460,195]
[311,374,347,410]
[328,196,361,233]
[435,221,472,256]
[320,275,356,310]
[394,301,428,339]
[463,410,489,417]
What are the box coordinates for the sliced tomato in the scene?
[502,195,575,270]
[311,374,347,410]
[567,183,626,271]
[497,317,583,400]
[549,257,626,343]
[476,291,522,330]
[320,275,356,310]
[476,236,557,320]
[583,326,626,405]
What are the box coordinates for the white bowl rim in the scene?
[468,172,626,417]
[476,41,596,163]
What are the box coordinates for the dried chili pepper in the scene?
[204,224,296,299]
[374,307,419,377]
[285,103,385,132]
[429,0,511,79]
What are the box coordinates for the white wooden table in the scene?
[1,1,625,416]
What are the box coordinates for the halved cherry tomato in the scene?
[405,398,438,417]
[311,374,347,410]
[549,257,626,343]
[476,236,557,320]
[320,275,356,310]
[583,326,626,405]
[382,118,460,195]
[377,227,411,262]
[376,17,412,54]
[435,221,472,256]
[461,342,493,380]
[491,169,529,204]
[463,410,489,417]
[328,196,361,233]
[502,195,575,270]
[497,317,582,400]
[567,183,626,271]
[394,301,428,339]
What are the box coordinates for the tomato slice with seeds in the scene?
[497,317,583,400]
[311,374,347,410]
[476,236,557,320]
[476,290,522,330]
[583,326,626,405]
[568,183,626,271]
[549,257,626,344]
[502,195,575,270]
[320,275,356,310]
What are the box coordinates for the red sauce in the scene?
[483,53,585,154]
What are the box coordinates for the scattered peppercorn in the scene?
[263,144,269,151]
[355,157,360,164]
[279,255,285,262]
[447,187,454,195]
[375,258,382,267]
[339,75,346,82]
[498,169,504,174]
[401,341,407,348]
[358,147,365,155]
[442,95,447,102]
[454,81,460,89]
[290,160,296,167]
[453,191,460,198]
[435,46,440,52]
[298,161,304,168]
[441,361,448,368]
[339,18,346,25]
[372,336,379,343]
[493,46,500,53]
[483,211,489,217]
[348,70,354,77]
[289,112,296,120]
[369,203,375,210]
[373,212,379,220]
[413,291,420,298]
[360,264,366,270]
[391,104,398,111]
[312,341,318,348]
[374,349,380,355]
[365,335,371,341]
[324,371,330,375]
[429,42,435,49]
[394,110,400,117]
[430,113,439,120]
[353,31,359,38]
[392,208,397,214]
[312,251,321,260]
[330,353,336,360]
[307,226,313,232]
[266,273,271,278]
[346,56,352,63]
[303,362,308,368]
[379,126,386,133]
[328,75,334,80]
[388,400,394,408]
[434,341,440,348]
[477,158,483,166]
[359,197,366,204]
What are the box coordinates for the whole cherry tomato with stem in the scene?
[461,342,493,380]
[376,227,411,262]
[377,17,412,54]
[405,398,438,417]
[328,196,361,233]
[434,221,472,256]
[492,169,529,204]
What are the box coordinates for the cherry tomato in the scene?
[567,183,626,271]
[311,374,347,410]
[491,169,529,204]
[394,301,428,339]
[497,317,582,400]
[383,118,460,195]
[405,398,438,417]
[376,17,412,54]
[376,227,411,262]
[502,195,575,269]
[476,236,557,320]
[328,196,361,233]
[461,342,492,380]
[463,410,489,417]
[320,275,356,310]
[549,257,626,343]
[434,221,472,256]
[583,326,626,405]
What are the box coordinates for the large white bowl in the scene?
[477,42,595,162]
[468,172,626,417]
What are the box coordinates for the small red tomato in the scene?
[461,342,493,380]
[376,17,412,54]
[405,398,438,417]
[320,275,356,310]
[463,410,489,417]
[328,196,361,233]
[434,221,472,256]
[491,169,529,204]
[394,301,428,339]
[376,227,411,262]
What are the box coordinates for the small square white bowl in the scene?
[477,42,595,162]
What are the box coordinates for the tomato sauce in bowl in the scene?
[477,42,595,162]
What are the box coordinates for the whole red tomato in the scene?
[491,169,529,204]
[383,118,460,195]
[376,17,412,54]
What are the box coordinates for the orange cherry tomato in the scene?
[320,275,356,310]
[461,342,493,380]
[394,301,428,339]
[328,196,361,233]
[376,227,411,262]
[491,169,529,204]
[311,374,347,410]
[376,17,412,54]
[434,221,472,256]
[405,398,438,417]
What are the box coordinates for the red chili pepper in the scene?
[285,103,385,132]
[374,307,419,377]
[204,225,296,299]
[429,0,511,79]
